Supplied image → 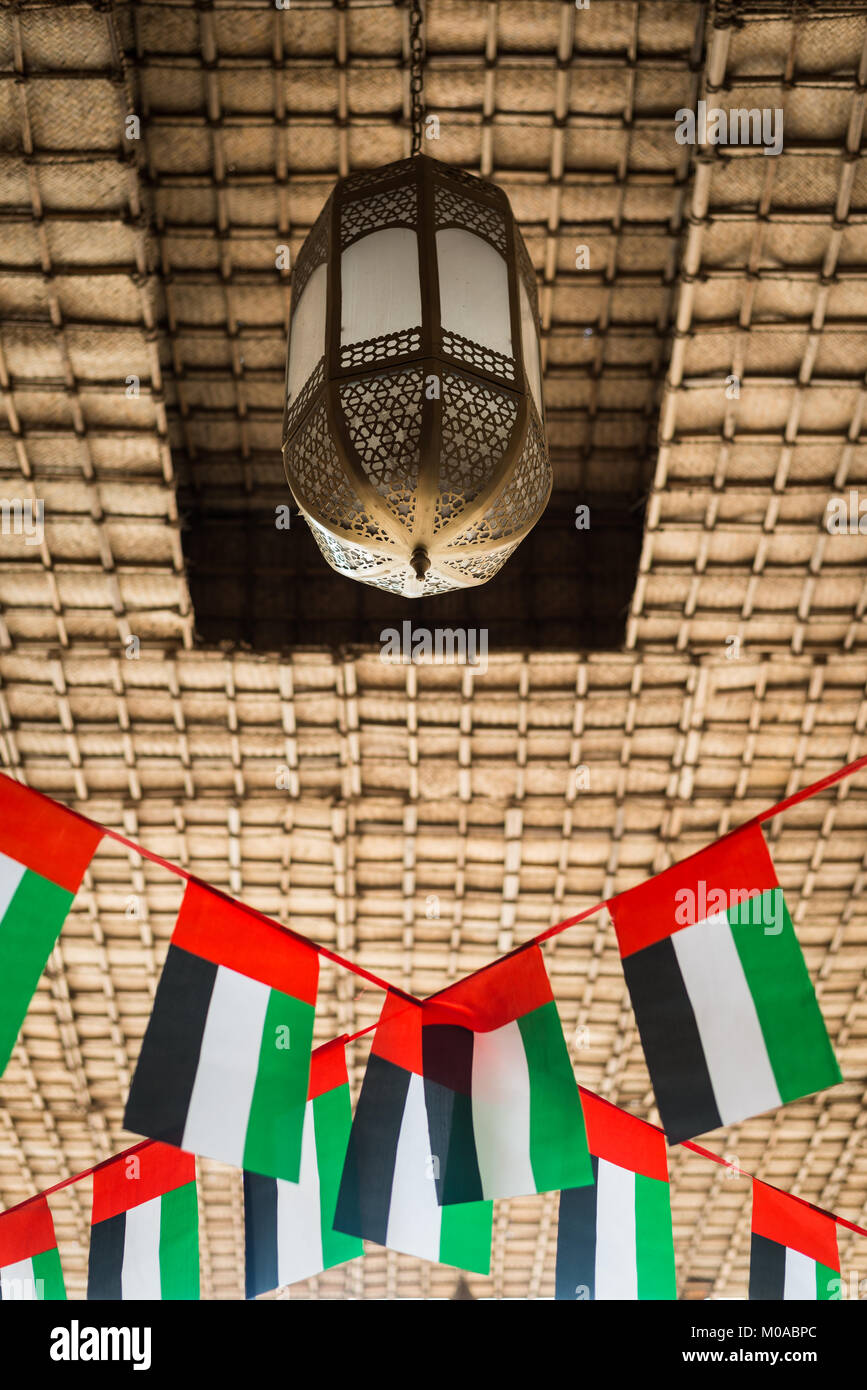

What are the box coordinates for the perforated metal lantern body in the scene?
[282,155,550,597]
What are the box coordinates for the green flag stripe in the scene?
[438,1199,493,1275]
[816,1261,839,1300]
[0,871,72,1071]
[243,990,315,1180]
[313,1085,363,1271]
[726,890,842,1104]
[634,1172,676,1300]
[158,1180,199,1299]
[31,1245,66,1301]
[517,1000,593,1195]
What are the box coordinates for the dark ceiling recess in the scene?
[150,0,683,657]
[181,489,647,653]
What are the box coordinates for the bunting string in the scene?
[0,1139,158,1217]
[3,1089,866,1245]
[4,752,865,1008]
[579,1087,867,1241]
[3,755,867,1239]
[0,770,418,1004]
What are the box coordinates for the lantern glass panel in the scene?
[287,260,327,405]
[435,227,513,360]
[519,278,543,417]
[340,227,422,346]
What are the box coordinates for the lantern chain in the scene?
[409,0,425,156]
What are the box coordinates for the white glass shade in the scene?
[340,228,422,346]
[435,227,513,361]
[286,261,327,408]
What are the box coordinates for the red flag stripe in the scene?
[578,1088,669,1183]
[423,944,554,1031]
[0,1195,57,1266]
[609,822,779,959]
[371,947,557,1072]
[92,1142,196,1225]
[171,881,319,1005]
[0,776,102,894]
[751,1179,840,1270]
[371,991,424,1074]
[308,1037,349,1100]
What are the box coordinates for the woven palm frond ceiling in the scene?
[1,0,867,1300]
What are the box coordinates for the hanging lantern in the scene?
[281,152,551,597]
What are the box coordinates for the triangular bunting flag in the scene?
[609,824,841,1142]
[556,1090,675,1300]
[0,1196,66,1300]
[88,1143,199,1300]
[124,881,319,1181]
[244,1039,363,1296]
[334,993,493,1274]
[0,774,101,1074]
[749,1180,840,1300]
[421,946,592,1201]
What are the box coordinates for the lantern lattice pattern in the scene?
[282,155,551,597]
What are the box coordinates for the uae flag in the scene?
[610,823,841,1143]
[749,1180,840,1300]
[0,1196,66,1300]
[244,1038,363,1296]
[422,946,592,1202]
[88,1142,199,1300]
[334,993,493,1273]
[124,881,318,1182]
[0,774,101,1074]
[555,1089,675,1300]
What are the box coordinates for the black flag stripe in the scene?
[555,1156,599,1301]
[124,944,217,1146]
[243,1171,279,1300]
[87,1211,126,1300]
[749,1232,788,1300]
[622,937,722,1143]
[333,1053,410,1247]
[422,1024,483,1205]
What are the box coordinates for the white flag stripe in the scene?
[182,966,270,1166]
[784,1246,817,1300]
[472,1020,535,1200]
[121,1194,163,1300]
[594,1158,638,1299]
[0,1256,38,1300]
[386,1071,441,1262]
[276,1099,323,1286]
[0,852,26,921]
[673,912,781,1125]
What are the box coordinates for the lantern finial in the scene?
[405,546,430,597]
[411,546,431,581]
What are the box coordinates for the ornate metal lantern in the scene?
[282,152,551,597]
